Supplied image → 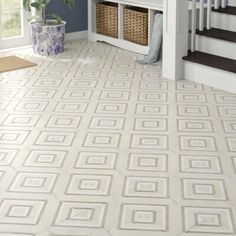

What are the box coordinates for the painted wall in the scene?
[47,0,88,33]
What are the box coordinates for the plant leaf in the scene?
[31,2,43,11]
[48,13,62,24]
[23,0,31,11]
[63,0,76,9]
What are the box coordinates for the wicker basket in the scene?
[124,6,148,46]
[96,2,118,38]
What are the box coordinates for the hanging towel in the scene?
[136,13,163,65]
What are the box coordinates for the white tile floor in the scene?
[0,39,236,236]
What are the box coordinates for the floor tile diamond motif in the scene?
[0,39,235,235]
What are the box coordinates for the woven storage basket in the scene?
[96,2,118,38]
[124,6,148,46]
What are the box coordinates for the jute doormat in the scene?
[0,56,36,73]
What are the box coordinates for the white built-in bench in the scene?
[88,0,163,54]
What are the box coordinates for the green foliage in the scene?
[23,0,76,25]
[2,12,21,38]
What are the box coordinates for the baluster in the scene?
[207,0,212,30]
[199,0,204,31]
[191,0,197,52]
[214,0,219,9]
[222,0,226,8]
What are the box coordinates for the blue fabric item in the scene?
[136,13,163,65]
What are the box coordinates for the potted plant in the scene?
[23,0,76,56]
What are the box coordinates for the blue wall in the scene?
[47,0,88,33]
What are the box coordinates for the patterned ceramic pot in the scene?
[30,20,66,56]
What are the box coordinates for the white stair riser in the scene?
[195,35,236,60]
[184,61,236,94]
[228,0,236,6]
[211,12,236,31]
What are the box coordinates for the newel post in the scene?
[162,0,189,80]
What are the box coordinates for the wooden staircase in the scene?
[183,1,236,93]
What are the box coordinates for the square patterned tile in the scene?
[23,150,67,168]
[179,155,222,174]
[66,174,113,196]
[54,201,107,228]
[35,131,76,146]
[83,133,121,148]
[75,152,117,170]
[8,172,59,194]
[128,153,167,172]
[123,176,168,198]
[0,149,19,166]
[89,117,125,130]
[119,204,168,231]
[182,178,227,200]
[131,134,168,150]
[183,206,235,234]
[0,40,236,236]
[179,136,217,152]
[0,199,46,225]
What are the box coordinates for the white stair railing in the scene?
[222,0,227,8]
[199,0,205,30]
[215,0,219,8]
[191,0,197,52]
[190,0,228,52]
[207,0,212,29]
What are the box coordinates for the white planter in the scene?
[30,20,66,56]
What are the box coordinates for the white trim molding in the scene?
[0,31,88,53]
[185,61,236,94]
[162,0,189,81]
[65,30,88,41]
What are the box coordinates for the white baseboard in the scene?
[0,31,88,52]
[89,32,149,55]
[185,61,236,94]
[65,30,88,41]
[0,45,32,53]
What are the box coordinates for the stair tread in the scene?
[183,51,236,73]
[212,6,236,15]
[196,28,236,42]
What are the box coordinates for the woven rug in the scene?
[0,56,36,73]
